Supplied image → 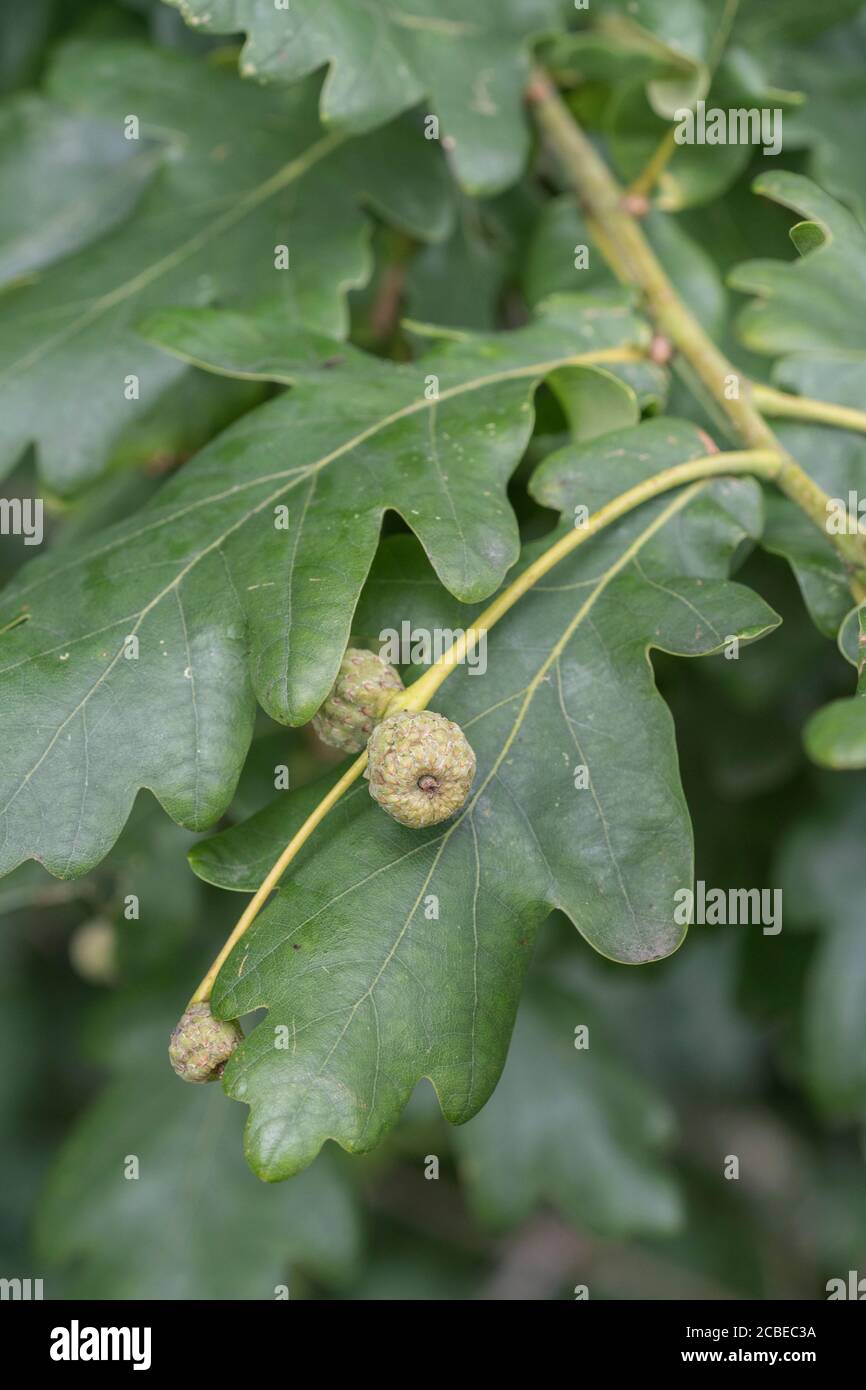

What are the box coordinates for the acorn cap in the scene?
[312,647,404,753]
[365,709,476,827]
[169,1002,243,1084]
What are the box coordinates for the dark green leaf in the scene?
[0,95,159,286]
[0,296,647,879]
[0,40,452,493]
[731,172,866,407]
[778,785,866,1115]
[163,0,569,194]
[454,978,682,1236]
[188,419,779,1178]
[36,1048,360,1297]
[761,426,866,639]
[730,175,866,636]
[804,605,866,768]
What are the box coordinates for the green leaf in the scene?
[778,785,866,1115]
[730,174,866,636]
[731,172,866,405]
[804,605,866,768]
[766,39,866,225]
[563,0,865,103]
[733,0,866,45]
[541,10,760,212]
[36,1046,360,1297]
[0,295,647,880]
[524,195,617,306]
[188,419,779,1179]
[0,39,452,493]
[0,95,160,287]
[558,934,766,1099]
[806,695,866,769]
[14,793,358,1299]
[404,194,521,333]
[454,978,682,1237]
[521,199,672,411]
[605,83,751,212]
[163,0,569,194]
[761,426,866,639]
[593,0,714,117]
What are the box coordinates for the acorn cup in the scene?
[365,709,476,828]
[169,1002,243,1084]
[312,647,404,753]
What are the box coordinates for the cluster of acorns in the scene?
[312,647,476,829]
[169,648,476,1083]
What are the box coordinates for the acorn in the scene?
[68,917,118,986]
[312,647,404,753]
[169,1002,242,1084]
[365,710,476,828]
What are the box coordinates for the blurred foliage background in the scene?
[2,0,866,1300]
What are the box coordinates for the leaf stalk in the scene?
[750,383,866,437]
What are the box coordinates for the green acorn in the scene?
[365,710,476,828]
[169,1002,242,1084]
[312,647,404,753]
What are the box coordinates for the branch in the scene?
[187,72,866,1015]
[190,751,367,1003]
[626,128,677,203]
[526,69,866,597]
[751,382,866,437]
[189,446,779,1005]
[624,0,742,203]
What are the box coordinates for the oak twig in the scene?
[191,446,780,1003]
[527,68,866,595]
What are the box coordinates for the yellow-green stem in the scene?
[751,383,866,437]
[627,128,678,201]
[392,450,780,710]
[528,69,866,596]
[625,0,741,202]
[190,446,780,1003]
[190,751,367,1003]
